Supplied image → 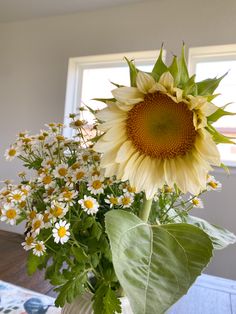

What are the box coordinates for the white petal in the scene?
[158,72,174,91]
[201,102,218,116]
[112,87,144,105]
[116,140,136,163]
[136,72,156,94]
[102,123,126,141]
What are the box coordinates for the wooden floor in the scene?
[0,230,57,297]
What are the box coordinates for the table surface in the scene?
[168,274,236,314]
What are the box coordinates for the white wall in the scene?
[0,0,235,278]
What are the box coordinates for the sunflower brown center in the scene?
[126,92,196,159]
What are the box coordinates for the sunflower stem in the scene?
[139,196,153,222]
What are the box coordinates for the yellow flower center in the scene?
[84,200,94,209]
[92,180,102,190]
[12,193,22,201]
[208,181,218,189]
[192,199,199,206]
[26,236,34,245]
[33,220,42,230]
[122,197,131,205]
[58,226,67,238]
[51,206,63,217]
[6,209,17,219]
[76,171,85,180]
[8,149,16,156]
[43,175,52,184]
[58,168,68,177]
[110,197,118,205]
[29,211,37,220]
[63,191,73,199]
[35,243,43,251]
[126,92,196,159]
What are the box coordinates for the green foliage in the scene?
[93,284,122,314]
[178,44,189,87]
[106,210,213,314]
[27,252,46,275]
[187,215,236,250]
[125,57,139,87]
[151,46,168,81]
[208,106,236,123]
[207,124,235,144]
[196,73,227,96]
[168,55,179,85]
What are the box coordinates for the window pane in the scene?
[80,65,153,124]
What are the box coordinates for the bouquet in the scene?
[1,46,236,314]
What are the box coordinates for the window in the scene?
[64,50,163,137]
[188,45,236,166]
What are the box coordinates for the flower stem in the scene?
[139,196,153,222]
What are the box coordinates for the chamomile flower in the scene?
[20,185,31,196]
[79,196,99,215]
[31,214,45,234]
[72,168,86,182]
[105,194,119,208]
[38,173,54,188]
[190,197,204,208]
[0,204,20,225]
[9,190,26,203]
[4,146,20,161]
[27,209,38,221]
[49,201,68,220]
[87,176,104,195]
[119,193,134,208]
[59,189,78,204]
[53,164,69,179]
[22,232,36,251]
[123,184,136,194]
[52,220,70,244]
[32,241,46,256]
[207,175,222,191]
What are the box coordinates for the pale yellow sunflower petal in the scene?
[101,143,124,167]
[122,152,141,182]
[200,102,218,116]
[136,72,156,94]
[195,129,220,166]
[112,87,144,105]
[102,123,126,141]
[115,140,136,163]
[96,105,126,121]
[158,72,174,91]
[149,82,167,93]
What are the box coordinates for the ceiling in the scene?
[0,0,149,23]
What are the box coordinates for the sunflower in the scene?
[94,47,233,199]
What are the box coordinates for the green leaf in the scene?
[93,284,121,314]
[105,210,213,314]
[71,246,88,263]
[178,44,189,87]
[183,74,197,96]
[124,57,138,87]
[206,125,235,144]
[187,215,236,250]
[197,72,227,96]
[103,287,122,314]
[109,81,125,88]
[208,106,236,123]
[168,55,179,85]
[151,46,168,81]
[27,252,45,275]
[55,272,87,307]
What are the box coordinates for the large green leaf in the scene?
[187,215,236,250]
[105,210,213,314]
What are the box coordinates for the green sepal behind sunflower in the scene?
[178,44,190,88]
[168,55,180,85]
[206,124,235,144]
[208,104,236,123]
[151,45,168,81]
[183,74,198,96]
[124,57,139,87]
[197,72,227,96]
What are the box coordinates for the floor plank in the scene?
[0,230,56,297]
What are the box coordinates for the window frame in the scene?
[63,50,164,137]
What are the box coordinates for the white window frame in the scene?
[63,50,164,137]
